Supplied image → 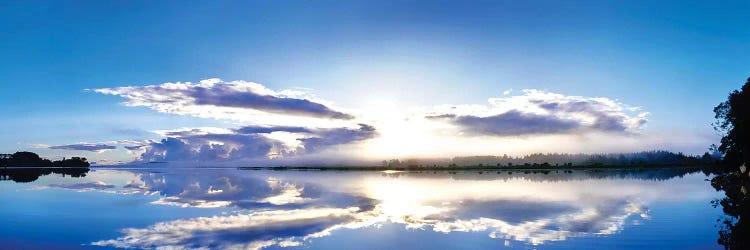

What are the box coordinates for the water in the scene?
[0,168,729,249]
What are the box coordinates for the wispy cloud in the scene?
[43,181,116,191]
[234,125,312,134]
[92,79,354,123]
[29,143,50,149]
[48,143,117,152]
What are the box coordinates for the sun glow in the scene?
[363,179,449,224]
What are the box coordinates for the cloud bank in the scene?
[87,78,380,163]
[78,79,677,163]
[426,90,648,136]
[134,124,377,162]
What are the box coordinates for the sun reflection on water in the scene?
[18,168,713,249]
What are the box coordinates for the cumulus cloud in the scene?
[141,135,276,162]
[428,111,580,136]
[48,143,117,152]
[136,124,377,162]
[298,124,377,153]
[426,89,648,136]
[92,78,354,122]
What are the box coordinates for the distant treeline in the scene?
[381,150,719,169]
[0,152,90,168]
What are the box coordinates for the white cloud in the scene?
[29,143,50,149]
[92,78,354,127]
[131,124,376,162]
[79,79,715,160]
[48,143,116,152]
[425,89,648,136]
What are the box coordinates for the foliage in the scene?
[0,151,90,168]
[714,77,750,168]
[448,150,715,167]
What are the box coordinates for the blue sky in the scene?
[1,1,748,163]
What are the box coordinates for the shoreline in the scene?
[238,164,712,172]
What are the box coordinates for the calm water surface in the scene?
[0,168,727,249]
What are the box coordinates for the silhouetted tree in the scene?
[714,77,750,170]
[0,151,90,168]
[709,76,750,249]
[711,171,750,249]
[6,152,52,167]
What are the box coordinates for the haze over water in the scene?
[0,168,724,249]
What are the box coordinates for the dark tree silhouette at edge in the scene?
[714,77,750,170]
[711,76,750,250]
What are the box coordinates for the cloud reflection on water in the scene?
[84,169,709,249]
[38,181,117,191]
